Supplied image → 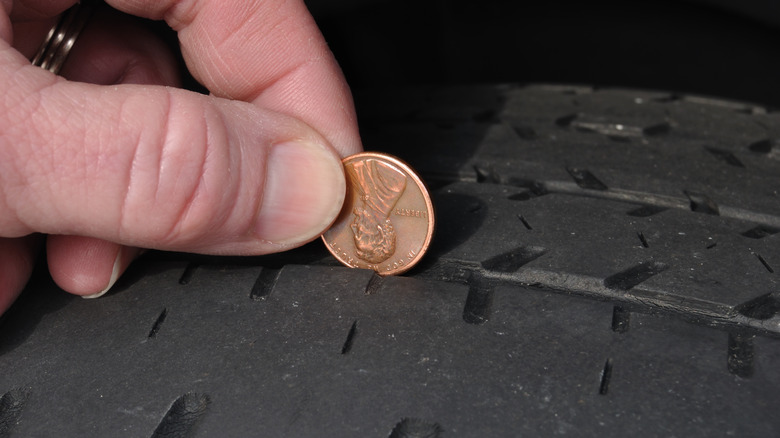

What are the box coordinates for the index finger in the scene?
[23,0,362,156]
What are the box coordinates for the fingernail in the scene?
[256,140,346,245]
[82,252,121,299]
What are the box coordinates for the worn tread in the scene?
[1,85,779,436]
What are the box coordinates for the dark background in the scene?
[307,0,780,106]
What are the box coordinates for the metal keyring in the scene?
[30,0,97,74]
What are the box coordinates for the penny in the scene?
[322,152,435,276]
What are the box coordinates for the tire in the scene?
[1,84,779,436]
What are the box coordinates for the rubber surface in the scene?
[1,85,779,436]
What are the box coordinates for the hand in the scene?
[0,0,362,313]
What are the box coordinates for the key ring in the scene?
[30,1,97,74]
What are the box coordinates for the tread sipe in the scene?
[1,85,779,436]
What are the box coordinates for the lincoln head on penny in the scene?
[347,159,407,264]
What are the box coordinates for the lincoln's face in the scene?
[351,206,395,264]
[351,207,374,239]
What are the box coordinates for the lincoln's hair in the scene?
[354,217,396,264]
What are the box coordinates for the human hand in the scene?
[0,0,362,313]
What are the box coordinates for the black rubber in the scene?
[1,85,780,436]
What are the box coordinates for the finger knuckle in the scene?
[121,93,232,248]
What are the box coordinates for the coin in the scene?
[322,152,435,276]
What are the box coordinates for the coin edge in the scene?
[321,152,435,276]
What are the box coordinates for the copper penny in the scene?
[322,152,435,275]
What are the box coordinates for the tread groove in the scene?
[518,215,532,230]
[753,253,774,273]
[637,232,649,248]
[365,273,384,295]
[705,146,745,167]
[554,113,578,127]
[151,393,210,438]
[741,225,780,239]
[574,121,641,137]
[8,84,780,435]
[388,418,443,438]
[178,263,199,285]
[511,124,537,140]
[340,320,358,355]
[466,179,780,228]
[0,388,29,438]
[642,122,671,136]
[604,262,668,291]
[566,167,608,191]
[250,267,282,300]
[748,139,774,154]
[599,358,614,395]
[626,205,668,217]
[471,109,497,122]
[463,274,493,325]
[507,192,532,201]
[736,293,780,320]
[727,333,755,378]
[473,165,493,184]
[683,190,720,215]
[147,308,168,339]
[611,306,630,333]
[481,246,546,273]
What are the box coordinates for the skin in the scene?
[0,0,362,314]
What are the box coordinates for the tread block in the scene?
[6,85,780,435]
[424,181,780,333]
[1,261,779,435]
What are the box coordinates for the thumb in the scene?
[0,58,346,253]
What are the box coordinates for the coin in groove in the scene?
[322,152,434,276]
